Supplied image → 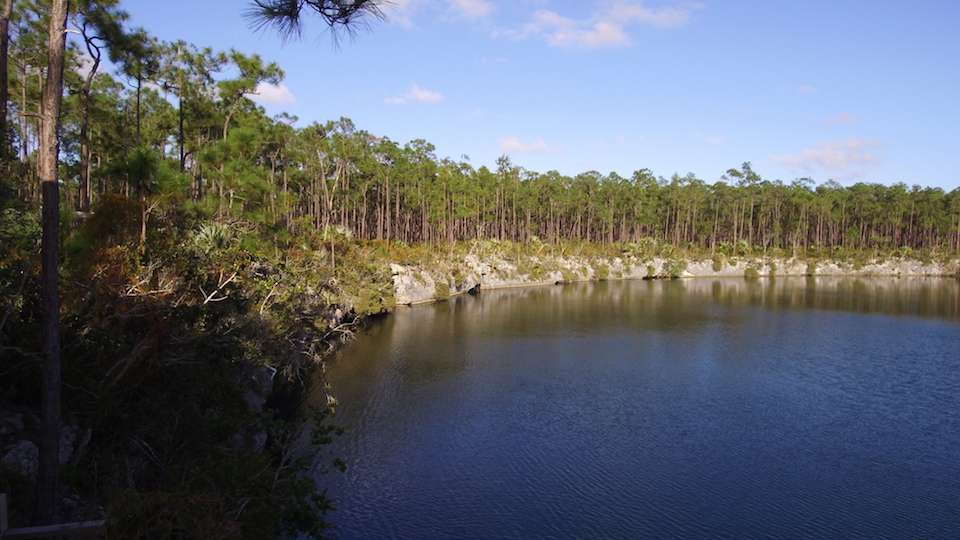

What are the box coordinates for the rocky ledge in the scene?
[391,254,959,306]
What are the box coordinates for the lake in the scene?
[316,277,960,539]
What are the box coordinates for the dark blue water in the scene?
[317,277,960,539]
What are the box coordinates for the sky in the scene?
[120,0,959,191]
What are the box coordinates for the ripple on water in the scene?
[324,279,960,539]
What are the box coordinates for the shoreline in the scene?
[391,254,960,306]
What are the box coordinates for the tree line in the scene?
[2,2,958,260]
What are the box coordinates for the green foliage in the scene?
[3,190,381,537]
[664,259,688,278]
[66,194,141,261]
[712,256,724,272]
[745,267,760,278]
[451,267,465,288]
[0,178,40,345]
[895,246,913,259]
[433,281,451,300]
[595,262,610,280]
[646,265,656,278]
[516,258,547,280]
[332,240,396,315]
[191,221,235,253]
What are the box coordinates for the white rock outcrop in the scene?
[390,254,958,306]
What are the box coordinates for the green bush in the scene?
[434,281,451,300]
[664,259,688,278]
[744,267,760,278]
[595,263,610,280]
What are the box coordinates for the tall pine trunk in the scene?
[0,0,13,156]
[35,0,68,525]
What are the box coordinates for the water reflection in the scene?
[321,277,960,539]
[501,276,957,315]
[386,277,960,342]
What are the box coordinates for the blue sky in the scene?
[122,1,959,191]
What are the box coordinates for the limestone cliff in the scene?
[391,254,959,306]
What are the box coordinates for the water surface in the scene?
[318,277,960,539]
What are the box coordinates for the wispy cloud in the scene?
[825,112,858,125]
[772,138,886,179]
[498,136,560,154]
[607,1,704,28]
[449,0,495,19]
[247,82,296,105]
[388,0,494,26]
[386,0,424,28]
[385,82,445,104]
[509,1,704,50]
[73,52,97,79]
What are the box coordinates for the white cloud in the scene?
[772,138,886,179]
[449,0,495,19]
[387,0,493,26]
[513,1,703,50]
[498,136,559,154]
[247,82,296,105]
[608,1,703,28]
[825,112,858,125]
[552,18,631,49]
[386,0,424,28]
[73,52,97,79]
[385,82,445,104]
[409,83,445,102]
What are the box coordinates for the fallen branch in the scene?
[200,270,239,305]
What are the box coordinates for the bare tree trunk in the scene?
[35,0,68,526]
[78,34,102,214]
[0,0,13,157]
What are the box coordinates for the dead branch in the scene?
[200,270,239,305]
